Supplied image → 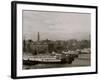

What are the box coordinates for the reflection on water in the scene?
[23,54,90,69]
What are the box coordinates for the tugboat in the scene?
[62,50,79,60]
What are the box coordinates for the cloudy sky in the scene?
[23,10,90,41]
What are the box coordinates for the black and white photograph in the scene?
[22,10,91,69]
[11,1,97,79]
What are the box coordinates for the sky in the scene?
[23,10,91,41]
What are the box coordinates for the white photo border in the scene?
[11,1,98,79]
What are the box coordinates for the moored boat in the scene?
[23,53,73,65]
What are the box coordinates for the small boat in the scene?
[62,51,79,58]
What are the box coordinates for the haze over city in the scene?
[23,10,91,41]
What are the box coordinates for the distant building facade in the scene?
[23,32,91,54]
[23,32,48,55]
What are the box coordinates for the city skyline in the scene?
[23,10,91,41]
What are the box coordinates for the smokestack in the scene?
[37,32,40,41]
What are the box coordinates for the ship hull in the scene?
[23,58,72,65]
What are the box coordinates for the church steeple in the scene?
[37,32,40,41]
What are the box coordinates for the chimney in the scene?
[37,32,40,41]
